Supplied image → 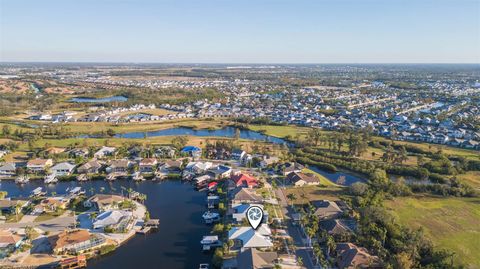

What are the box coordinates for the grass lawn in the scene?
[247,124,311,139]
[283,185,345,206]
[386,195,480,268]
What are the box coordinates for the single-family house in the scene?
[287,172,320,187]
[279,162,304,176]
[93,146,116,159]
[27,158,53,173]
[106,159,131,175]
[0,162,17,176]
[231,203,265,224]
[40,197,69,212]
[230,188,263,204]
[230,173,259,188]
[181,146,202,159]
[51,162,76,176]
[0,230,24,258]
[312,200,344,219]
[335,243,382,269]
[208,165,232,179]
[83,194,124,211]
[48,229,106,255]
[232,149,246,160]
[228,225,273,250]
[93,210,133,230]
[77,160,102,174]
[235,248,279,269]
[139,158,158,173]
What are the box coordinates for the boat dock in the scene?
[137,219,160,234]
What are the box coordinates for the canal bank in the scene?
[0,180,212,269]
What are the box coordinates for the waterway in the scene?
[70,96,128,103]
[0,179,212,269]
[115,126,287,144]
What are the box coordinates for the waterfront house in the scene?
[106,159,131,175]
[228,225,273,250]
[93,146,116,159]
[230,173,259,189]
[312,200,344,219]
[51,162,76,176]
[0,230,24,259]
[0,162,17,176]
[158,160,182,172]
[230,203,265,224]
[154,146,176,158]
[48,229,106,255]
[139,158,158,173]
[77,160,102,174]
[27,158,53,173]
[335,243,382,269]
[93,210,133,231]
[208,165,232,179]
[230,187,263,204]
[84,194,125,211]
[287,171,320,187]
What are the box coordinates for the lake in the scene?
[0,179,212,269]
[115,126,288,144]
[70,96,128,103]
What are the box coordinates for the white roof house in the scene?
[93,210,132,230]
[94,146,116,158]
[228,225,273,249]
[51,162,76,176]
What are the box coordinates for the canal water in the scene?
[0,179,212,269]
[114,126,287,144]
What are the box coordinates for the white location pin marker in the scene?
[246,206,264,230]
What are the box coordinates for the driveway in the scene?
[275,185,319,269]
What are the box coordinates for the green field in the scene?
[247,124,311,139]
[386,196,480,268]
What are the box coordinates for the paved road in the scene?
[274,184,318,269]
[0,215,75,232]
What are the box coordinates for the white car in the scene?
[199,264,209,269]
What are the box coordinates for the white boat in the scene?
[15,175,29,184]
[202,211,220,224]
[44,174,58,184]
[30,187,45,197]
[200,235,221,250]
[132,172,145,181]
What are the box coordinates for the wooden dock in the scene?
[57,255,87,269]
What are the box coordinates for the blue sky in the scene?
[1,0,479,63]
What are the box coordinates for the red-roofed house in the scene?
[231,173,259,188]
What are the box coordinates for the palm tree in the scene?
[286,193,296,206]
